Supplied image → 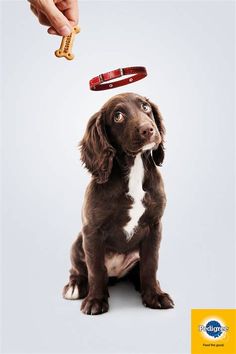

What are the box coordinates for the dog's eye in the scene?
[141,103,151,113]
[114,111,125,123]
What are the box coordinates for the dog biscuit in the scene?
[55,26,80,60]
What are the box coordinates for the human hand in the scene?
[29,0,79,36]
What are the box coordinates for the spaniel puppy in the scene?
[63,92,174,315]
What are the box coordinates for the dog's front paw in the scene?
[142,291,174,309]
[81,296,109,315]
[63,276,88,300]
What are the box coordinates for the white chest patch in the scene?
[124,153,145,240]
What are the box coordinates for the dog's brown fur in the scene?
[63,93,174,315]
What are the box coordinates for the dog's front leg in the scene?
[81,227,109,315]
[140,223,174,309]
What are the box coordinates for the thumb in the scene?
[41,1,72,36]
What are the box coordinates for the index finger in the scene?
[64,0,79,26]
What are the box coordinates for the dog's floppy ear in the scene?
[149,100,165,166]
[80,111,116,184]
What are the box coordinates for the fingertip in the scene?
[59,25,71,36]
[47,27,58,35]
[69,20,78,27]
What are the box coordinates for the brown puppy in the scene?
[63,93,174,315]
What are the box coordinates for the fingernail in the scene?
[60,25,71,36]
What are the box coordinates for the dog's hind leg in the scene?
[63,233,88,300]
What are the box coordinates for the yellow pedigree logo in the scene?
[191,309,236,354]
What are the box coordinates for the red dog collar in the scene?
[89,66,147,91]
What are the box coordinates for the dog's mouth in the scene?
[124,134,160,155]
[124,142,157,156]
[142,142,156,151]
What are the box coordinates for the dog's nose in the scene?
[139,123,154,139]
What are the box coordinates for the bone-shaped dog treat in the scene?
[55,26,80,60]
